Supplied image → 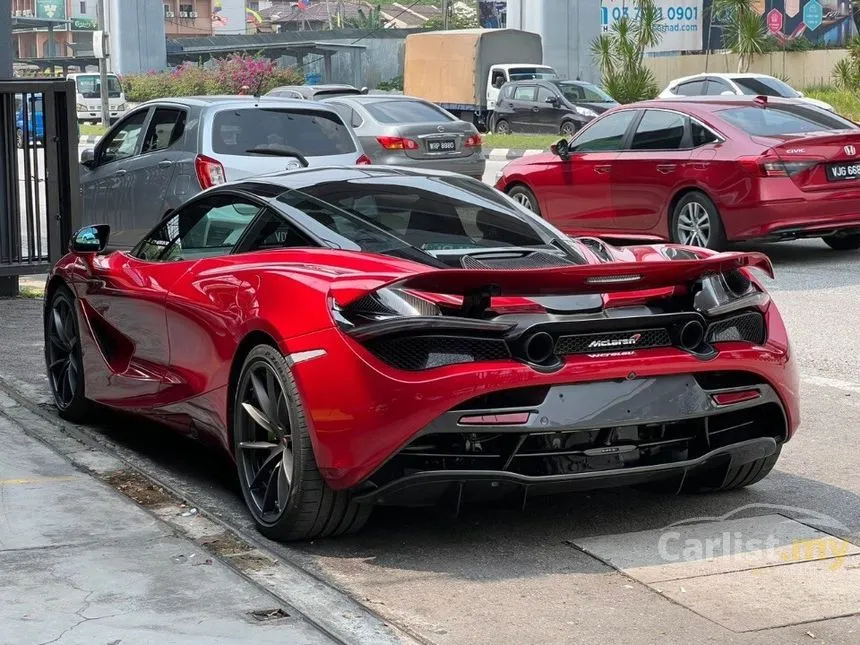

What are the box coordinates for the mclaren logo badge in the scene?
[588,333,642,349]
[845,145,857,157]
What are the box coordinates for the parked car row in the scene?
[78,92,485,247]
[496,95,860,251]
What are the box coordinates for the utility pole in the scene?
[0,9,15,296]
[442,0,450,30]
[96,0,110,127]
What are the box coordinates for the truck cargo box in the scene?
[404,29,543,110]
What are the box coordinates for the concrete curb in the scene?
[485,148,546,161]
[76,135,545,161]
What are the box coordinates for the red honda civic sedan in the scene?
[495,96,860,251]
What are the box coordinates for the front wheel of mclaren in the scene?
[44,285,94,422]
[233,345,371,541]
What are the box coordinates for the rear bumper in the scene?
[724,189,860,241]
[354,437,779,506]
[284,303,799,492]
[371,152,486,179]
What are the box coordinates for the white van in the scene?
[68,72,128,123]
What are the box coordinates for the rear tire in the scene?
[822,233,860,250]
[507,184,541,216]
[670,191,726,251]
[494,119,511,135]
[233,345,371,541]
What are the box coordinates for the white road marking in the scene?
[802,374,860,395]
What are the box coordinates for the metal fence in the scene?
[0,78,80,278]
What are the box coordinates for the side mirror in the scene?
[797,91,805,97]
[70,224,110,254]
[720,90,735,96]
[550,138,571,160]
[360,86,369,95]
[545,96,559,105]
[80,148,96,167]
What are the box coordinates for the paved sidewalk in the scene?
[0,399,334,645]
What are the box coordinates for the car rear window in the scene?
[718,105,857,136]
[211,108,356,156]
[729,77,798,97]
[365,100,454,124]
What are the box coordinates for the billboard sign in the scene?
[601,0,704,52]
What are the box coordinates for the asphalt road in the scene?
[3,155,860,644]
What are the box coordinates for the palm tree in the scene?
[714,0,768,72]
[591,0,662,103]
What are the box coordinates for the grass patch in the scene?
[483,133,559,151]
[803,86,860,121]
[78,123,107,137]
[18,286,44,300]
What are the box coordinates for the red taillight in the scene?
[356,154,372,165]
[376,136,419,150]
[712,390,761,406]
[738,155,817,177]
[464,133,482,148]
[194,154,226,188]
[459,412,530,426]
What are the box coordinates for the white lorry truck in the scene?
[403,29,558,131]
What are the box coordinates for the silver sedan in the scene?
[321,95,485,180]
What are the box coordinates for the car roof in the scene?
[223,166,461,195]
[137,95,338,110]
[631,95,807,112]
[670,72,780,84]
[322,94,426,104]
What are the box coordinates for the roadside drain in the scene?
[250,608,291,622]
[103,468,173,507]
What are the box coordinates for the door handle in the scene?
[157,160,174,168]
[594,165,611,174]
[113,169,127,177]
[656,164,677,174]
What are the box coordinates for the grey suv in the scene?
[79,96,367,247]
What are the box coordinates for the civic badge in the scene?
[845,145,856,156]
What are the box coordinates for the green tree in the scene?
[343,4,383,29]
[591,0,662,104]
[714,0,768,72]
[833,36,860,89]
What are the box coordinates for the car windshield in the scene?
[718,105,857,136]
[211,108,356,156]
[274,176,562,257]
[554,81,614,103]
[507,67,558,81]
[729,76,800,98]
[75,74,122,98]
[364,100,455,124]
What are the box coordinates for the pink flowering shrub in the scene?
[124,54,304,102]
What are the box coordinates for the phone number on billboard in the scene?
[602,5,699,23]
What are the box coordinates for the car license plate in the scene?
[428,139,456,152]
[826,162,860,181]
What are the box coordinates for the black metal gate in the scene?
[0,78,80,278]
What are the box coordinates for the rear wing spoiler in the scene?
[330,252,774,307]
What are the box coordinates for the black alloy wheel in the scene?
[233,345,370,540]
[45,286,92,421]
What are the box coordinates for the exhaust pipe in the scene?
[523,331,555,363]
[677,320,705,351]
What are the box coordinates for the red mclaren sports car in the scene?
[45,167,799,540]
[495,95,860,251]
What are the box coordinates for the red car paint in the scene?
[495,97,860,243]
[48,241,799,491]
